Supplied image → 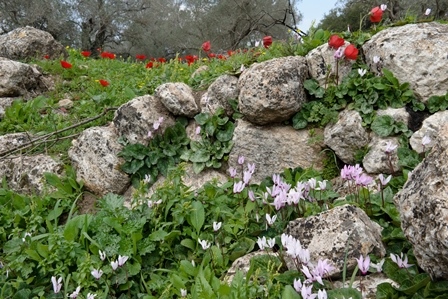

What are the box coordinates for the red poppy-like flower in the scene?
[184,55,196,65]
[158,57,166,63]
[99,79,109,87]
[208,52,216,58]
[81,51,91,57]
[202,41,211,52]
[262,36,273,48]
[44,54,50,59]
[135,54,146,60]
[370,6,383,23]
[227,50,234,56]
[145,61,154,68]
[217,54,226,60]
[344,44,358,60]
[100,51,115,59]
[328,35,345,49]
[60,60,72,69]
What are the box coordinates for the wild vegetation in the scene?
[2,4,448,299]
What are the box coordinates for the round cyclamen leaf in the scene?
[194,113,210,125]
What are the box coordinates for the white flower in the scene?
[267,237,276,249]
[68,286,81,298]
[51,276,63,294]
[99,250,106,261]
[180,288,187,297]
[266,213,277,226]
[87,293,97,299]
[385,141,398,154]
[91,269,103,279]
[425,8,431,16]
[378,173,392,186]
[317,289,328,299]
[255,41,260,47]
[257,236,267,250]
[111,260,119,270]
[380,4,387,11]
[22,232,32,242]
[422,135,431,146]
[143,174,151,184]
[358,68,367,77]
[195,126,201,135]
[240,64,246,73]
[371,258,385,272]
[373,55,380,63]
[118,255,129,266]
[213,221,222,231]
[198,239,211,250]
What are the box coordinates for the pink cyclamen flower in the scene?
[233,181,245,193]
[293,278,303,293]
[317,289,327,299]
[385,141,398,154]
[238,155,245,165]
[333,47,344,59]
[422,135,431,146]
[118,255,129,266]
[247,163,256,174]
[378,173,392,186]
[91,269,103,279]
[111,260,119,270]
[195,126,201,135]
[69,286,81,299]
[228,167,237,178]
[51,276,63,293]
[356,254,370,275]
[390,252,413,268]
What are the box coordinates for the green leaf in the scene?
[190,201,205,233]
[194,113,210,125]
[193,162,205,174]
[383,68,399,86]
[171,273,186,289]
[371,115,394,137]
[179,259,198,277]
[373,283,398,299]
[189,150,210,163]
[181,238,196,250]
[327,288,363,299]
[216,122,235,142]
[25,249,42,262]
[281,285,301,299]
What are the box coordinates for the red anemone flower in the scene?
[101,51,115,59]
[44,54,50,59]
[135,54,146,60]
[158,57,166,63]
[60,60,72,69]
[81,51,91,57]
[344,44,359,60]
[370,6,383,23]
[145,61,154,68]
[262,36,273,48]
[328,35,345,49]
[202,41,211,52]
[99,79,109,87]
[208,53,216,58]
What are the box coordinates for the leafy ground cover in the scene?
[2,16,448,299]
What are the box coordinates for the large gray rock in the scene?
[306,41,355,87]
[395,123,448,280]
[409,110,448,154]
[363,135,401,174]
[238,56,308,125]
[0,58,48,97]
[228,119,324,183]
[155,82,200,117]
[0,132,34,155]
[0,154,64,194]
[112,95,175,144]
[0,26,67,60]
[201,74,239,117]
[285,205,386,276]
[68,125,130,195]
[363,22,448,103]
[324,109,370,164]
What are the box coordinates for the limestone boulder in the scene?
[0,132,34,155]
[228,119,324,184]
[0,97,16,119]
[324,109,370,165]
[395,123,448,280]
[0,154,64,194]
[155,82,200,117]
[409,110,448,154]
[68,125,130,195]
[112,95,175,144]
[238,56,308,125]
[306,41,355,87]
[363,22,448,103]
[201,74,239,117]
[0,26,67,60]
[0,58,49,97]
[285,204,386,276]
[363,135,401,174]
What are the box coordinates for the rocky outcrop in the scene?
[306,41,354,86]
[68,125,130,195]
[201,74,239,117]
[409,110,448,154]
[112,95,175,145]
[0,26,67,61]
[0,58,49,97]
[395,123,448,280]
[228,119,325,183]
[285,204,386,275]
[362,22,448,103]
[0,154,64,194]
[155,82,200,117]
[324,110,370,164]
[238,56,309,125]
